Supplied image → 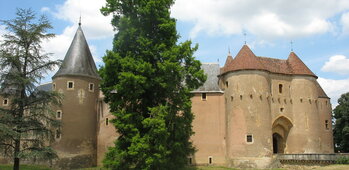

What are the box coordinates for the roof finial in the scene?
[243,31,247,45]
[78,15,81,26]
[228,46,231,56]
[290,40,293,52]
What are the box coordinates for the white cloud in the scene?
[318,77,349,107]
[53,0,114,40]
[171,0,349,39]
[321,55,349,74]
[341,12,349,35]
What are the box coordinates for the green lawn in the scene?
[0,164,53,170]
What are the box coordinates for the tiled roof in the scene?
[221,45,317,78]
[193,63,222,92]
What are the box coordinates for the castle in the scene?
[1,25,334,169]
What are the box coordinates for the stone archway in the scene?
[272,116,293,154]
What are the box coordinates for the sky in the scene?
[1,0,349,107]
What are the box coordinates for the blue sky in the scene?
[1,0,349,106]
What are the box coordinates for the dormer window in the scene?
[89,83,94,92]
[201,93,207,101]
[67,81,74,90]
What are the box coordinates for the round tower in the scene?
[220,45,273,168]
[286,52,322,153]
[52,25,101,169]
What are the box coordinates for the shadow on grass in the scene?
[0,164,53,170]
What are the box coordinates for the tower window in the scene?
[52,83,56,90]
[67,81,74,90]
[56,110,62,119]
[201,93,207,101]
[3,98,9,106]
[55,129,61,139]
[280,108,284,113]
[208,156,213,165]
[246,134,253,143]
[325,120,329,130]
[279,84,283,93]
[106,118,109,126]
[225,81,229,88]
[189,157,192,165]
[89,83,94,92]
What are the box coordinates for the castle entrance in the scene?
[272,116,293,154]
[273,133,284,153]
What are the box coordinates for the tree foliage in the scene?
[0,9,61,170]
[333,92,349,153]
[100,0,206,169]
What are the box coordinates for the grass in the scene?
[1,164,349,170]
[0,164,53,170]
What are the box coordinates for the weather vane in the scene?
[243,31,247,45]
[290,40,293,52]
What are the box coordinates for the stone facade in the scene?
[0,26,334,169]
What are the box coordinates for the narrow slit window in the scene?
[201,93,207,101]
[189,157,192,165]
[225,81,229,88]
[325,120,329,130]
[208,156,213,165]
[52,83,56,90]
[279,84,283,93]
[56,110,62,119]
[89,83,94,92]
[56,129,61,139]
[280,108,284,113]
[106,118,109,126]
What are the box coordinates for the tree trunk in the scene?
[13,140,20,170]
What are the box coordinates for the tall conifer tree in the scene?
[0,9,61,170]
[100,0,206,169]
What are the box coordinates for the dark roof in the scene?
[315,81,329,98]
[221,45,317,78]
[53,26,101,80]
[193,63,222,92]
[36,83,52,92]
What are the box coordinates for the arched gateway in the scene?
[272,116,293,154]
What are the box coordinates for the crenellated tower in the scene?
[51,24,101,169]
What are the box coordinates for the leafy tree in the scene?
[100,0,206,169]
[0,9,61,170]
[333,92,349,153]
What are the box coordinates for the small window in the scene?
[250,94,253,99]
[67,81,74,90]
[246,134,253,143]
[52,83,56,90]
[106,118,109,126]
[55,129,61,139]
[280,108,284,113]
[279,84,283,93]
[89,83,94,92]
[3,98,9,106]
[56,110,62,119]
[240,95,243,100]
[208,156,213,165]
[325,120,329,130]
[189,157,192,165]
[225,81,229,88]
[231,96,234,101]
[201,93,207,101]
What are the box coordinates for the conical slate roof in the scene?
[53,26,100,79]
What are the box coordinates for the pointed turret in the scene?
[53,26,100,79]
[287,52,317,78]
[222,45,264,74]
